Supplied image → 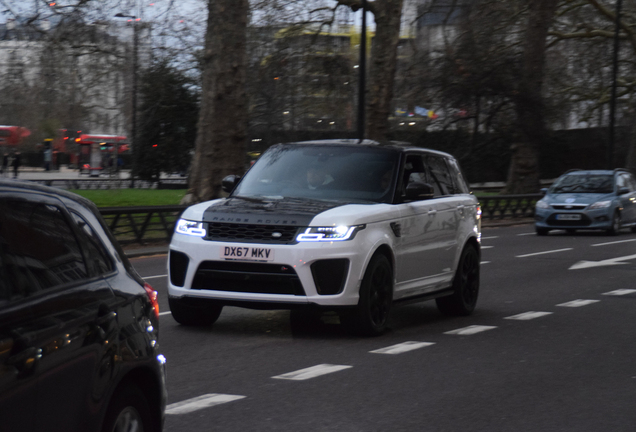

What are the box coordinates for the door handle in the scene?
[427,209,437,215]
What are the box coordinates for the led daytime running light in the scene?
[296,225,363,242]
[175,219,206,237]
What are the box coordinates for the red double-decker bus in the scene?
[0,125,31,148]
[76,134,129,176]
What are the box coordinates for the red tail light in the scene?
[144,283,159,318]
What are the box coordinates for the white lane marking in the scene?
[481,246,494,249]
[603,289,636,296]
[481,261,491,265]
[272,364,352,381]
[517,232,535,236]
[143,274,167,280]
[516,248,572,258]
[159,311,172,316]
[592,239,636,247]
[569,253,636,270]
[370,341,435,355]
[557,299,600,308]
[444,325,497,335]
[166,394,246,415]
[505,311,553,321]
[481,236,499,240]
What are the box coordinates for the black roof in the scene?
[0,178,98,211]
[278,139,454,158]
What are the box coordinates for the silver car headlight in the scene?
[588,200,611,210]
[536,200,550,209]
[175,219,206,237]
[296,225,365,242]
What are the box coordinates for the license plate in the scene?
[222,246,274,261]
[556,214,581,221]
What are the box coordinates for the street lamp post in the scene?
[608,0,623,169]
[115,13,138,185]
[357,0,367,142]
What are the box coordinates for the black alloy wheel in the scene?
[606,211,621,236]
[102,384,158,432]
[536,226,549,236]
[343,253,393,336]
[436,244,480,316]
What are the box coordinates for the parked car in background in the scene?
[534,169,636,235]
[0,180,166,432]
[167,139,481,336]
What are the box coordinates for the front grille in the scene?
[546,213,591,226]
[205,223,299,244]
[551,204,588,210]
[192,261,306,296]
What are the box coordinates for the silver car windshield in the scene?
[233,145,400,203]
[551,174,614,194]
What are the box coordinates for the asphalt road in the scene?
[132,224,636,432]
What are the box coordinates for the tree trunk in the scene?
[366,0,404,142]
[503,0,557,194]
[184,0,248,204]
[625,105,636,173]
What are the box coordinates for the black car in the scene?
[0,180,166,432]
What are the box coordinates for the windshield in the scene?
[550,174,614,194]
[232,145,400,203]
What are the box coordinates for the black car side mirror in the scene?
[540,188,548,195]
[618,187,630,195]
[405,182,434,201]
[221,175,241,193]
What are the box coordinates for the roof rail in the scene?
[564,169,582,174]
[614,167,630,172]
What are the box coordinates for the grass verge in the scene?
[69,189,187,207]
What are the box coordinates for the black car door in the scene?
[0,194,118,432]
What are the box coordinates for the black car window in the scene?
[70,211,113,276]
[551,174,613,194]
[400,155,427,196]
[617,173,634,192]
[0,199,87,296]
[426,155,455,196]
[447,158,470,194]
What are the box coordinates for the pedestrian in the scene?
[12,151,21,178]
[1,152,8,176]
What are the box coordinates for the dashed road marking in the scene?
[481,246,494,249]
[516,248,572,258]
[481,236,499,240]
[370,341,435,355]
[592,239,636,247]
[557,299,600,308]
[603,289,636,296]
[143,274,167,280]
[272,364,352,381]
[159,311,172,316]
[517,232,535,236]
[481,261,491,265]
[444,325,497,336]
[166,394,246,415]
[505,311,553,320]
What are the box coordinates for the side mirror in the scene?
[618,187,630,195]
[405,182,434,201]
[540,188,548,196]
[221,175,241,193]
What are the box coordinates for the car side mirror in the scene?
[540,188,548,195]
[618,187,630,195]
[405,182,434,201]
[221,175,241,193]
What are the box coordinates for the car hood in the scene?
[544,192,614,205]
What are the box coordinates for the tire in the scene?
[566,229,577,234]
[536,226,549,236]
[606,211,621,236]
[436,244,480,316]
[102,383,159,432]
[169,297,223,326]
[342,253,393,336]
[631,226,636,233]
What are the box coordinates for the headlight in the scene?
[588,200,611,210]
[175,219,206,237]
[535,200,549,209]
[296,225,365,242]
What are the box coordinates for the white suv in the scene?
[168,140,481,335]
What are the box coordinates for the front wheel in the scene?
[436,244,480,316]
[536,226,549,236]
[169,297,223,326]
[606,211,621,236]
[342,253,393,336]
[102,384,159,432]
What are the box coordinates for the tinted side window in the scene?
[447,158,470,194]
[0,199,87,296]
[400,155,427,196]
[427,156,455,196]
[617,173,634,191]
[70,211,113,276]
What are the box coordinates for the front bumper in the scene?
[534,207,613,230]
[167,231,382,308]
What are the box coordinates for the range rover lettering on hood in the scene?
[202,197,346,226]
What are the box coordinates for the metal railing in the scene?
[32,178,187,190]
[99,194,542,245]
